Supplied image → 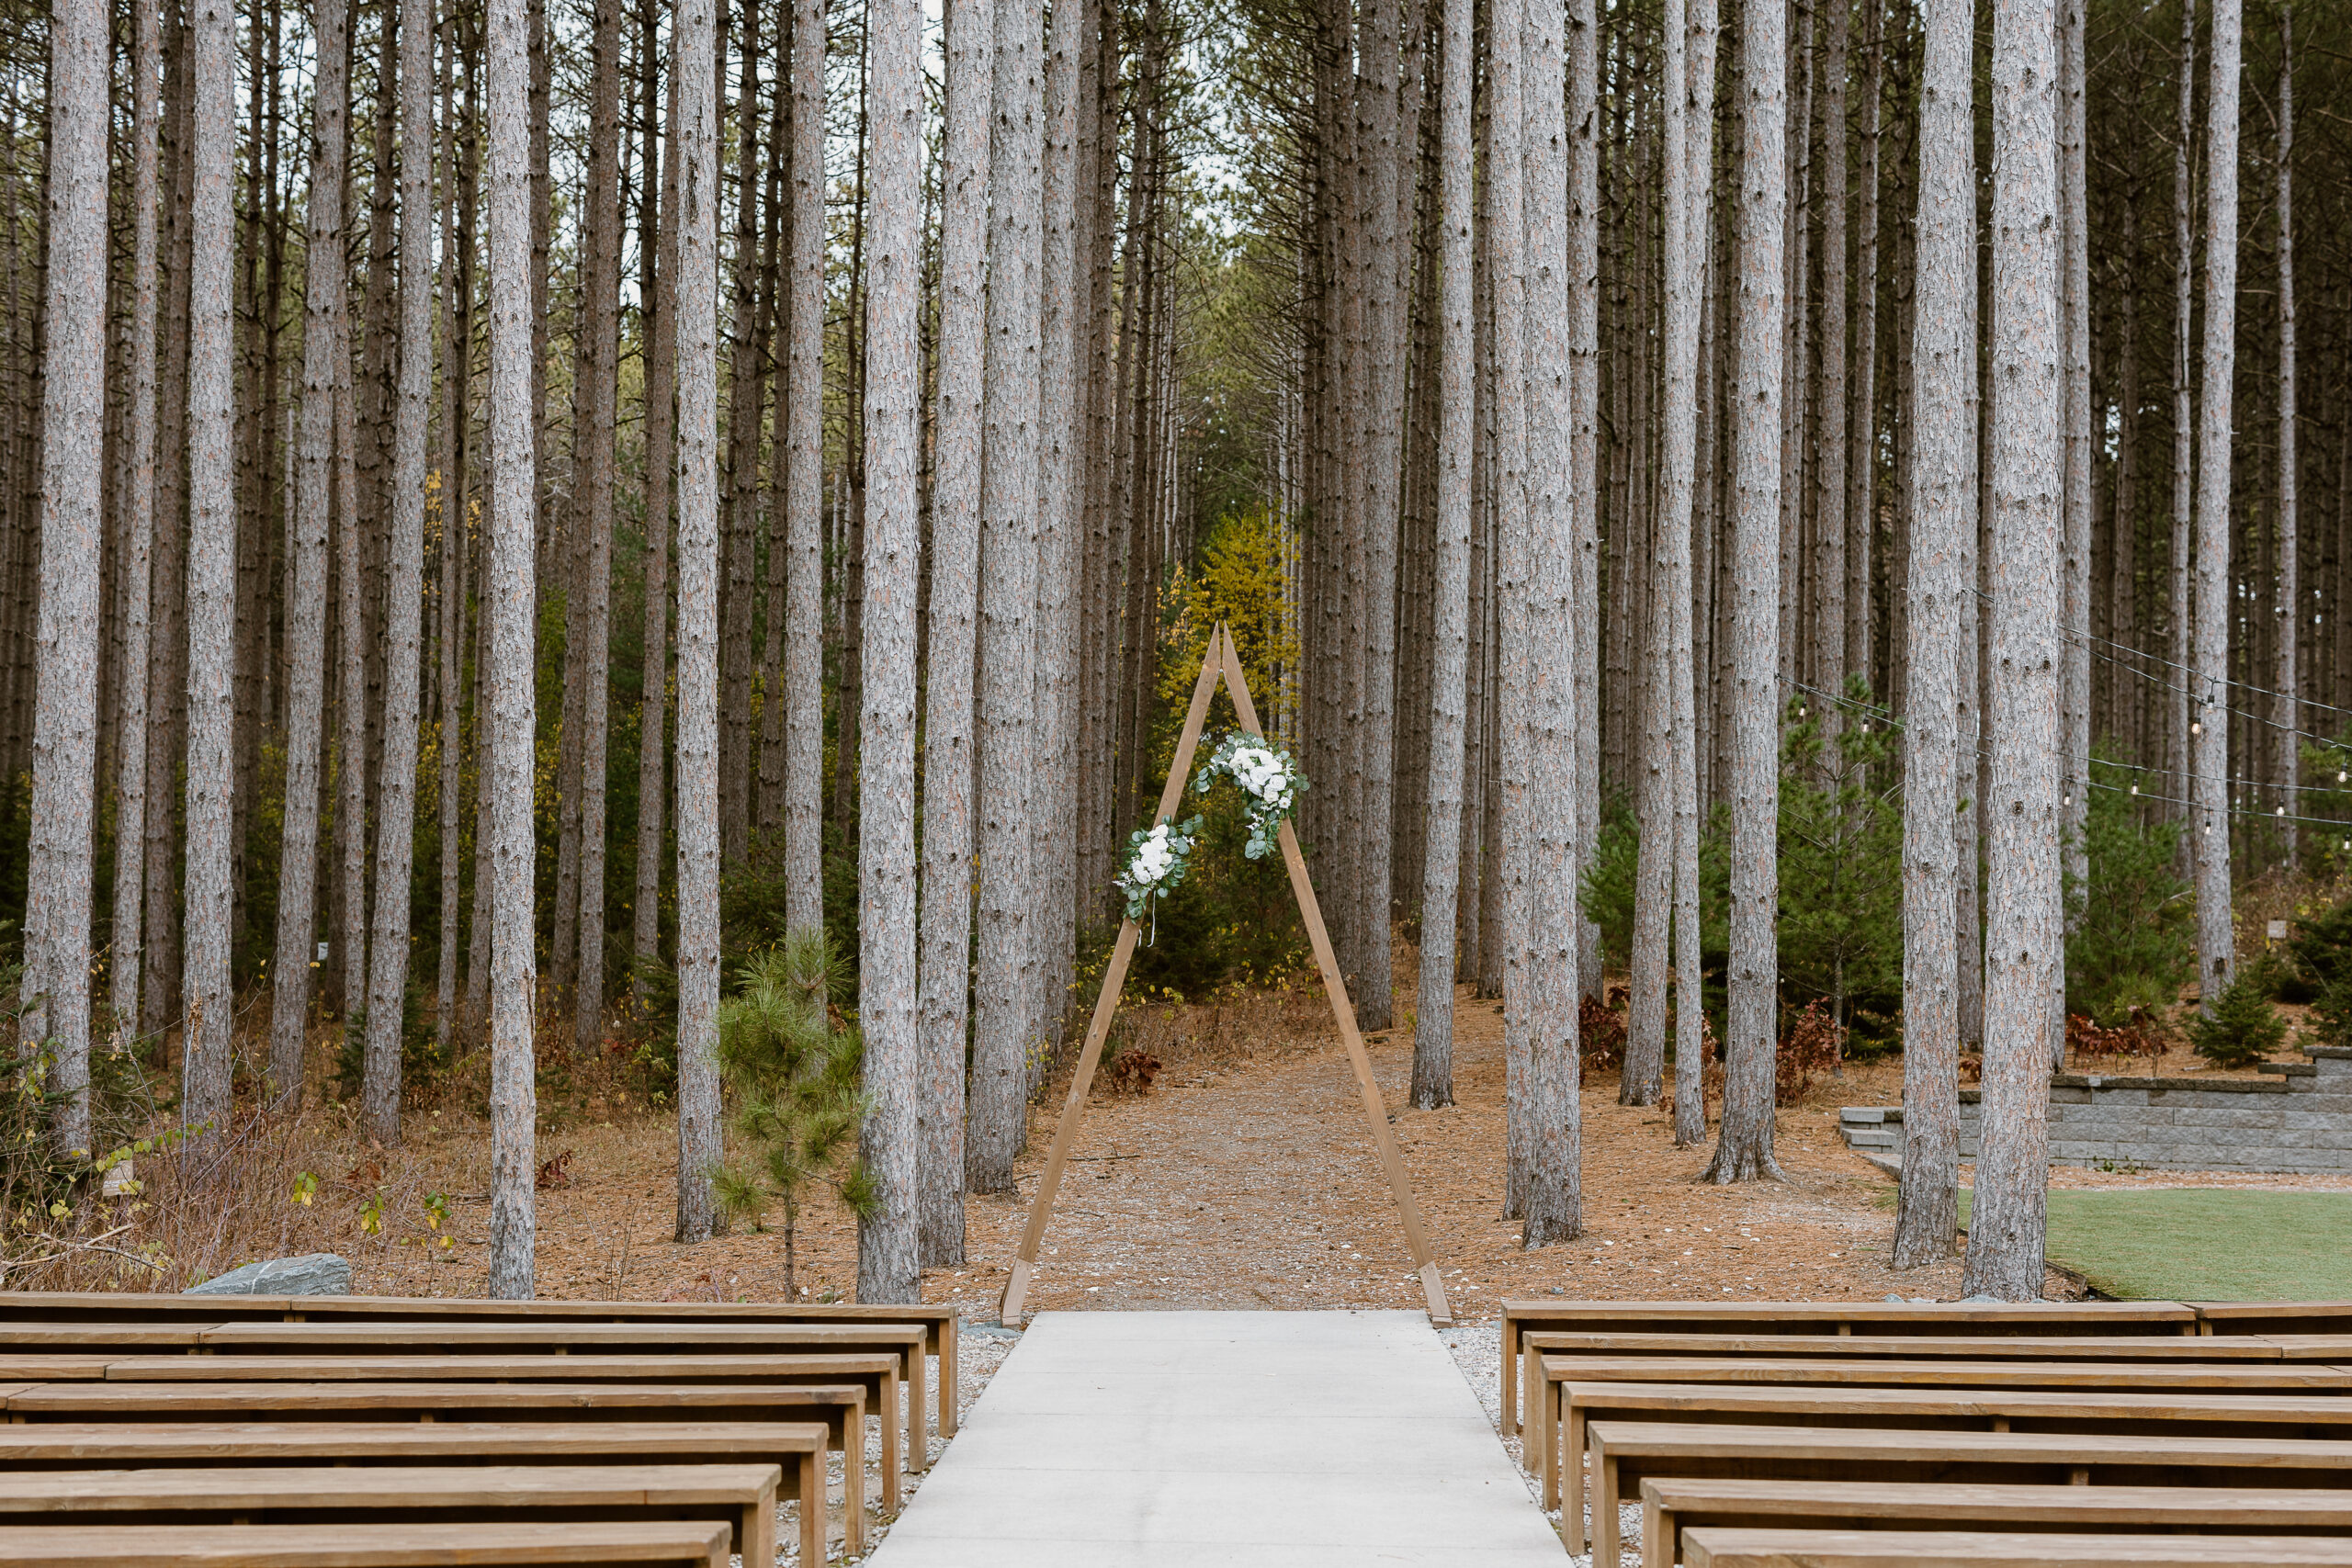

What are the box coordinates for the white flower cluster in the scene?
[1129,825,1180,885]
[1115,815,1201,926]
[1194,731,1310,861]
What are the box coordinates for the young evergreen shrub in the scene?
[2064,753,2193,1026]
[2186,978,2290,1070]
[710,929,874,1298]
[1776,684,1903,1052]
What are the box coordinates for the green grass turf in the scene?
[1952,1187,2352,1300]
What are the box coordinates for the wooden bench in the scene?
[1564,1382,2352,1540]
[0,1292,962,1438]
[2197,1302,2352,1338]
[1679,1527,2352,1567]
[0,1353,905,1510]
[1585,1419,2352,1565]
[1531,1356,2352,1506]
[1498,1299,2200,1433]
[0,1317,930,1480]
[0,1519,736,1566]
[0,1421,836,1556]
[0,1465,787,1568]
[1640,1479,2352,1568]
[0,1378,878,1522]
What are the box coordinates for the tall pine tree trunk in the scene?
[634,36,678,1004]
[109,0,163,1042]
[363,0,435,1142]
[2058,0,2090,946]
[269,0,350,1104]
[2275,4,2297,859]
[2191,0,2241,1006]
[855,0,923,1308]
[1963,0,2064,1302]
[1409,0,1471,1112]
[1894,0,1973,1269]
[781,0,824,931]
[921,0,990,1263]
[181,0,238,1151]
[1704,0,1786,1186]
[24,0,108,1153]
[486,0,542,1296]
[967,0,1045,1194]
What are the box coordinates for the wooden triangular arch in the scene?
[1001,623,1453,1327]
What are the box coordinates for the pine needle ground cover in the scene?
[1958,1188,2352,1300]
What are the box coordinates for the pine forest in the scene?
[0,0,2346,1303]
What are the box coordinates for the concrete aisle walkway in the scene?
[866,1311,1564,1566]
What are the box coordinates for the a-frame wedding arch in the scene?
[1001,623,1453,1327]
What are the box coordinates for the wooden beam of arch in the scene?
[999,622,1452,1327]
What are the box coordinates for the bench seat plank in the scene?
[0,1519,733,1567]
[0,1320,928,1483]
[1586,1418,2352,1565]
[1638,1479,2352,1568]
[0,1420,835,1556]
[1547,1373,2352,1516]
[0,1293,960,1439]
[0,1464,786,1568]
[1680,1527,2352,1567]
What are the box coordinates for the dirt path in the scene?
[352,977,2076,1314]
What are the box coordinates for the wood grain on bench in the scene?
[0,1318,929,1481]
[1498,1299,2199,1433]
[0,1464,789,1568]
[1565,1382,2352,1538]
[0,1378,879,1517]
[0,1420,840,1553]
[1679,1526,2352,1567]
[1584,1418,2352,1564]
[0,1292,961,1438]
[0,1519,736,1567]
[1639,1479,2352,1568]
[1532,1357,2352,1507]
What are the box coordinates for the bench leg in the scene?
[1540,1373,1559,1511]
[908,1345,929,1475]
[881,1371,902,1511]
[1644,1499,1673,1568]
[745,1495,777,1568]
[1594,1451,1622,1566]
[1501,1319,1519,1434]
[800,1450,824,1566]
[939,1331,958,1439]
[1564,1397,1587,1548]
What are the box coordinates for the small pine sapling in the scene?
[2185,976,2290,1070]
[711,929,876,1298]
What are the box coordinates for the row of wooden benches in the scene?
[1497,1297,2352,1566]
[0,1290,964,1566]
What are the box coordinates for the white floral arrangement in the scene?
[1115,816,1202,926]
[1193,732,1309,861]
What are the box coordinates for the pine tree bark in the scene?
[634,37,679,1005]
[572,0,623,1045]
[23,0,108,1154]
[1814,0,1849,708]
[1569,0,1601,1005]
[2191,0,2241,1006]
[856,0,923,1307]
[2170,0,2194,826]
[1410,0,1471,1112]
[1894,0,1972,1269]
[673,0,724,1245]
[181,0,238,1151]
[1668,0,1716,1152]
[2274,3,2297,859]
[486,0,542,1296]
[1962,0,2063,1302]
[269,0,350,1105]
[921,0,990,1264]
[109,0,162,1042]
[363,0,435,1143]
[2058,0,2090,939]
[1485,0,1530,1215]
[967,0,1045,1195]
[782,0,824,931]
[334,310,368,1024]
[1704,0,1785,1186]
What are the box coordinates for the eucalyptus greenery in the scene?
[1193,731,1307,860]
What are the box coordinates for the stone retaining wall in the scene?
[1839,1047,2352,1175]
